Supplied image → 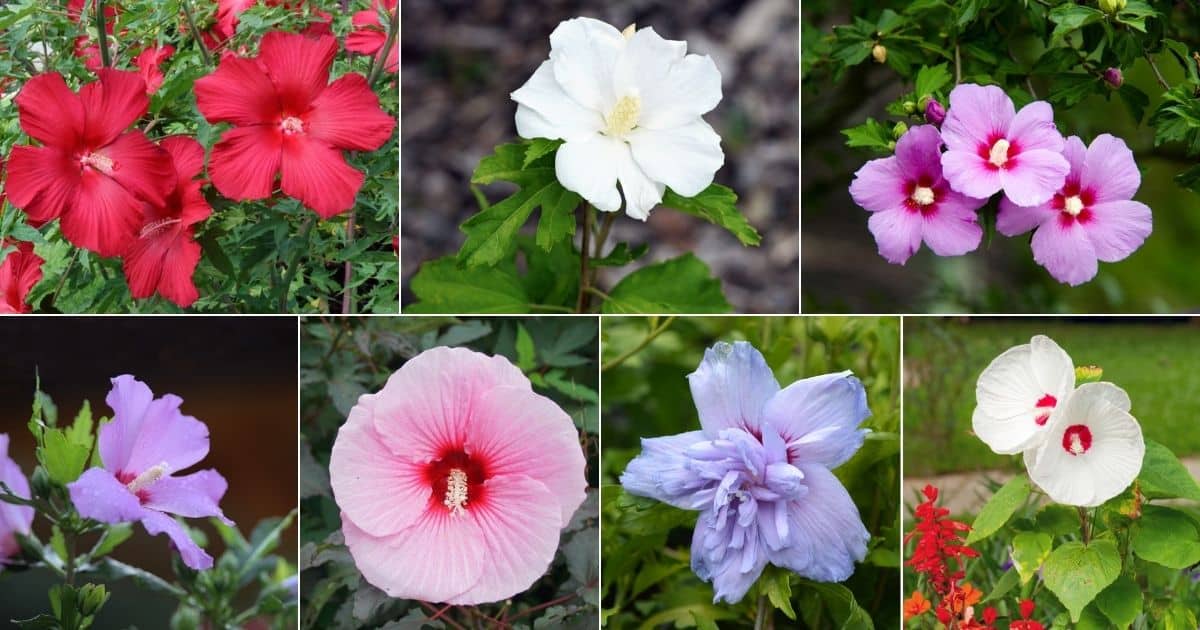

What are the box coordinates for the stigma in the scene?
[604,94,641,139]
[910,186,935,206]
[988,139,1011,168]
[279,116,306,135]
[79,151,116,175]
[444,468,469,516]
[1063,195,1084,216]
[126,462,169,494]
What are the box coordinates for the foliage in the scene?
[0,0,399,313]
[600,316,900,628]
[299,316,599,628]
[0,378,296,629]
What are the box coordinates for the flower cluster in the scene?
[620,341,871,603]
[973,335,1145,506]
[850,83,1152,286]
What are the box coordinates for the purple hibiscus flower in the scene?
[997,134,1152,285]
[67,375,232,570]
[0,433,35,568]
[849,124,988,264]
[620,342,871,603]
[940,83,1070,206]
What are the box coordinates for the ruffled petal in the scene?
[690,506,768,604]
[621,431,713,509]
[1007,101,1063,153]
[626,120,724,197]
[547,17,624,113]
[14,73,84,147]
[142,469,231,524]
[67,467,145,524]
[100,375,209,476]
[614,27,719,130]
[773,464,869,582]
[209,126,282,201]
[972,335,1075,455]
[688,341,780,436]
[61,169,143,256]
[996,195,1055,237]
[1086,200,1152,263]
[279,135,364,218]
[1031,217,1099,285]
[305,74,395,151]
[614,144,664,220]
[762,371,869,469]
[258,32,336,113]
[194,55,281,126]
[78,69,150,148]
[940,150,1002,200]
[554,134,623,213]
[922,194,985,257]
[140,510,212,570]
[940,83,1015,152]
[512,60,605,141]
[3,146,79,223]
[849,156,907,214]
[866,207,923,265]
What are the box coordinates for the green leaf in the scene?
[1010,531,1052,584]
[914,63,952,98]
[1117,84,1150,124]
[1042,539,1121,623]
[1095,574,1141,628]
[983,568,1019,602]
[1048,4,1106,42]
[409,257,531,314]
[89,523,134,560]
[1131,505,1200,568]
[534,186,581,250]
[1036,504,1081,537]
[515,324,536,372]
[661,184,760,246]
[523,138,563,168]
[1138,439,1200,501]
[842,118,895,154]
[592,242,648,267]
[1176,164,1200,194]
[88,558,186,598]
[762,567,797,620]
[40,429,91,486]
[238,509,297,579]
[1160,602,1198,630]
[797,580,875,629]
[965,476,1031,544]
[601,254,731,314]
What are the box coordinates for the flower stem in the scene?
[366,6,399,86]
[277,216,315,312]
[954,42,962,84]
[181,0,212,67]
[754,594,771,630]
[1078,506,1091,544]
[341,211,355,314]
[95,0,111,68]
[1145,53,1170,90]
[575,203,593,313]
[65,530,76,586]
[601,316,676,372]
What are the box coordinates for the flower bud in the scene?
[903,100,916,114]
[872,44,887,64]
[1103,67,1123,89]
[892,122,908,139]
[924,99,946,126]
[77,584,109,616]
[1099,0,1126,13]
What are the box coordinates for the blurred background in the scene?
[400,0,800,313]
[0,317,298,625]
[601,316,900,628]
[802,1,1200,313]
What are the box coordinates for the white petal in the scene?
[555,134,623,212]
[511,60,604,141]
[612,28,721,130]
[972,335,1075,455]
[614,145,664,220]
[612,26,686,100]
[1027,382,1145,507]
[548,17,624,113]
[627,120,724,197]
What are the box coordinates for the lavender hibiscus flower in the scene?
[620,341,871,603]
[67,375,232,570]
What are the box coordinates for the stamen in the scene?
[443,468,469,516]
[279,116,306,135]
[79,151,116,175]
[139,217,182,239]
[910,186,935,206]
[604,94,641,138]
[1063,195,1084,216]
[988,139,1010,168]
[125,462,169,494]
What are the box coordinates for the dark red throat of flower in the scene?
[424,450,489,515]
[1034,393,1057,426]
[1062,424,1093,456]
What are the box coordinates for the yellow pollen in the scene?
[80,152,116,174]
[621,23,637,39]
[1063,195,1084,216]
[126,462,168,494]
[604,94,641,138]
[911,186,935,206]
[444,468,469,516]
[988,139,1011,167]
[280,116,305,135]
[1068,434,1085,455]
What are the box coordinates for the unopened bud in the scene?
[1099,0,1125,13]
[924,99,946,126]
[1103,67,1123,89]
[902,100,916,114]
[892,122,908,139]
[872,43,887,64]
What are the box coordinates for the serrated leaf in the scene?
[1176,164,1200,194]
[591,242,648,267]
[601,254,731,314]
[40,428,91,485]
[1042,539,1121,623]
[841,118,895,154]
[914,63,952,97]
[534,185,580,250]
[409,256,531,314]
[1048,4,1106,42]
[966,476,1030,544]
[661,184,760,246]
[523,138,563,168]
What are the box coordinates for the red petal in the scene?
[61,170,143,256]
[258,32,335,113]
[280,136,364,218]
[306,74,395,151]
[123,227,202,307]
[134,45,174,94]
[194,55,281,126]
[209,126,282,201]
[159,136,206,183]
[79,69,150,148]
[4,145,80,223]
[101,131,175,207]
[346,12,384,55]
[0,241,44,313]
[15,73,85,148]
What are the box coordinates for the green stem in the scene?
[65,530,77,587]
[95,0,111,68]
[341,211,355,314]
[954,42,962,84]
[366,6,399,86]
[49,249,81,310]
[277,217,315,312]
[181,0,212,67]
[601,316,676,372]
[1145,53,1170,90]
[1078,506,1091,544]
[575,203,593,313]
[754,594,770,630]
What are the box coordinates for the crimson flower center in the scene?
[117,462,168,503]
[279,116,306,135]
[1062,424,1093,456]
[425,450,489,515]
[1034,393,1057,426]
[79,151,116,175]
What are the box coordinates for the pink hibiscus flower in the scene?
[0,241,44,314]
[329,347,587,604]
[849,124,988,264]
[122,136,212,307]
[940,83,1070,206]
[194,31,396,218]
[0,433,35,566]
[346,0,398,74]
[6,69,173,256]
[997,134,1152,285]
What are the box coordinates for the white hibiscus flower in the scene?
[510,17,725,220]
[972,335,1075,454]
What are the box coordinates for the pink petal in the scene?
[941,150,1002,200]
[258,32,336,113]
[1081,133,1140,204]
[140,510,212,570]
[894,124,944,182]
[1086,200,1152,262]
[14,73,84,148]
[1061,135,1087,182]
[142,470,232,524]
[997,195,1055,236]
[999,149,1069,206]
[941,83,1014,152]
[78,69,150,149]
[67,467,145,524]
[448,475,563,604]
[867,207,923,264]
[848,157,907,213]
[464,387,587,526]
[329,401,431,538]
[1031,220,1099,286]
[194,56,281,126]
[306,74,396,151]
[209,126,283,201]
[279,135,364,218]
[1007,101,1063,152]
[0,434,34,538]
[922,195,984,257]
[3,145,79,223]
[342,508,486,602]
[101,375,209,476]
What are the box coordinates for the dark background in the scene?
[400,0,800,313]
[0,316,298,626]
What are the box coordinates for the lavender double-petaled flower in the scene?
[67,375,232,570]
[620,341,871,603]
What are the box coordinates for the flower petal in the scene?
[194,55,281,126]
[688,341,780,436]
[941,83,1015,153]
[140,510,213,570]
[941,150,1002,200]
[258,32,336,112]
[1086,200,1152,262]
[999,149,1070,207]
[1007,101,1063,153]
[627,120,723,197]
[305,74,395,151]
[775,464,869,582]
[996,195,1055,237]
[79,69,150,148]
[547,17,624,113]
[14,73,84,147]
[615,145,664,220]
[614,27,719,129]
[209,126,283,201]
[100,375,209,476]
[972,335,1075,455]
[621,430,713,509]
[923,195,985,257]
[554,134,623,213]
[101,130,175,207]
[690,507,768,604]
[0,435,34,537]
[1031,218,1098,285]
[1081,133,1140,204]
[512,60,605,141]
[894,125,944,182]
[849,156,907,214]
[280,136,364,218]
[61,169,143,256]
[3,146,79,223]
[762,371,869,469]
[67,467,145,524]
[159,136,206,182]
[866,207,923,265]
[142,469,231,524]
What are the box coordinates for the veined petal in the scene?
[62,169,143,256]
[0,435,34,538]
[279,135,364,218]
[511,60,605,142]
[100,131,175,208]
[194,55,281,126]
[209,126,283,201]
[688,341,780,436]
[866,207,923,265]
[922,194,985,257]
[67,467,145,524]
[14,73,84,148]
[614,145,664,220]
[627,120,724,197]
[940,83,1014,153]
[547,17,624,113]
[258,32,336,113]
[1031,218,1098,286]
[1086,200,1152,263]
[4,146,79,223]
[554,134,623,213]
[140,510,213,570]
[774,464,869,582]
[305,73,396,151]
[621,431,713,510]
[123,229,203,307]
[100,375,210,476]
[142,469,232,524]
[996,195,1055,237]
[1007,101,1063,153]
[849,156,908,214]
[1081,134,1140,204]
[762,371,869,470]
[941,150,1002,200]
[79,69,150,149]
[894,125,944,183]
[159,136,206,183]
[614,27,719,129]
[972,335,1074,455]
[998,149,1069,207]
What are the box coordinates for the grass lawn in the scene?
[904,318,1200,476]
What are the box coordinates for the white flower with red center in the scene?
[1024,382,1145,507]
[972,335,1075,454]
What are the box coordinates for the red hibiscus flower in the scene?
[133,45,174,95]
[206,0,331,50]
[67,0,119,31]
[194,31,395,218]
[122,136,211,307]
[346,0,398,74]
[6,69,173,256]
[0,240,44,314]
